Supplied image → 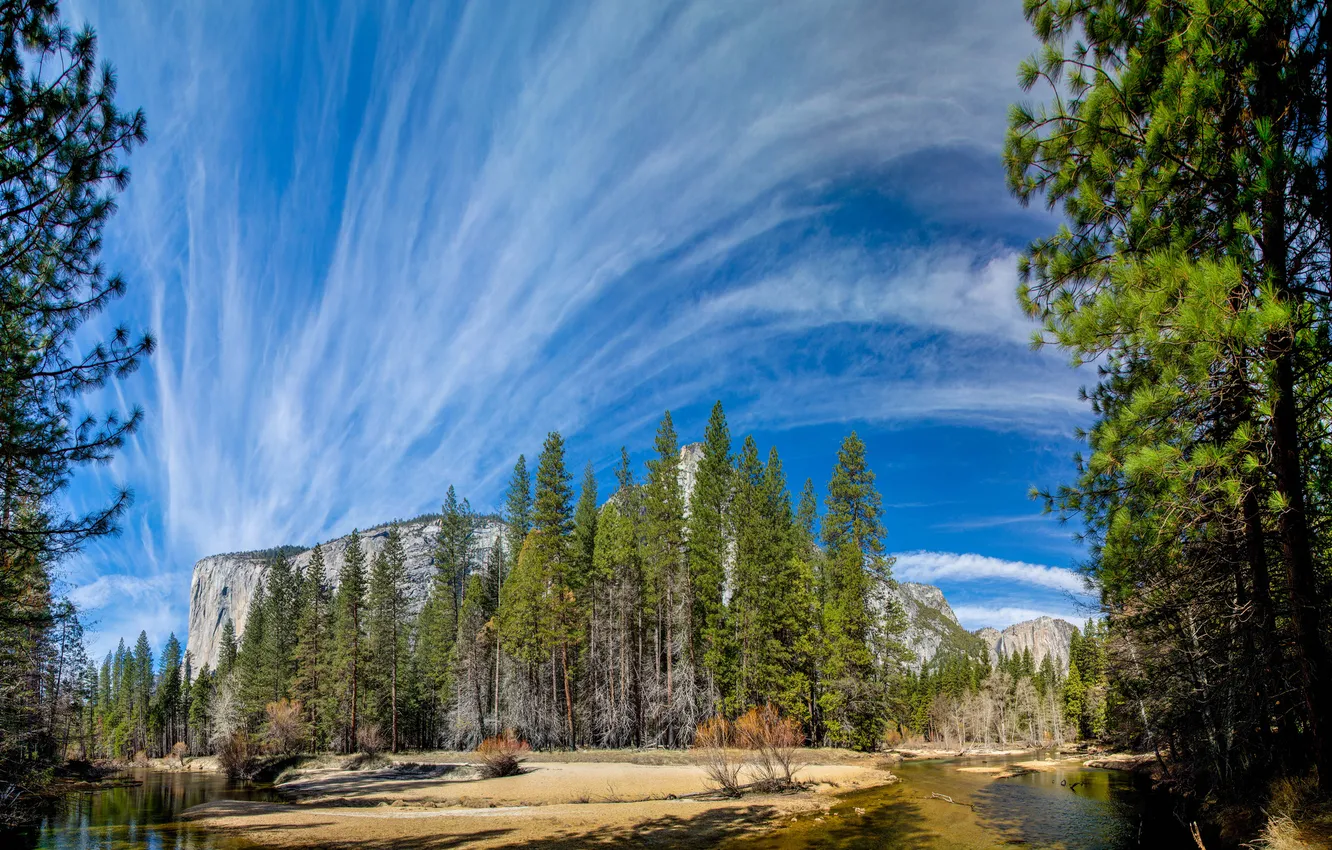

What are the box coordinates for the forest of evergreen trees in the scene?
[80,409,1108,767]
[82,411,916,757]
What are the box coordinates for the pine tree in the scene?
[236,581,270,722]
[188,665,213,754]
[572,462,598,596]
[504,455,533,581]
[131,631,153,753]
[293,544,332,749]
[333,531,368,750]
[687,401,732,712]
[757,447,818,724]
[156,634,183,752]
[643,412,689,742]
[536,432,578,746]
[729,436,766,711]
[367,528,409,751]
[819,432,886,750]
[451,573,494,747]
[262,555,301,702]
[217,618,238,681]
[591,453,642,747]
[1005,0,1332,788]
[436,486,476,622]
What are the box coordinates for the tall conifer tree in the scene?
[333,531,368,750]
[687,401,732,711]
[293,544,331,748]
[819,432,886,750]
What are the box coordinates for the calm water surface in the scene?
[10,755,1186,849]
[14,769,274,850]
[728,753,1193,849]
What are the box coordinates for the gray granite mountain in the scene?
[982,616,1079,671]
[882,581,987,671]
[186,517,503,670]
[186,443,710,671]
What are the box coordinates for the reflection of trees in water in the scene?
[971,769,1180,849]
[28,770,280,850]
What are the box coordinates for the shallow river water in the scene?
[13,769,275,850]
[728,753,1194,849]
[11,754,1190,849]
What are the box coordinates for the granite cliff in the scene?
[186,517,503,670]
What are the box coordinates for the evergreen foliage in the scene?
[1005,0,1332,795]
[332,531,368,751]
[0,0,148,819]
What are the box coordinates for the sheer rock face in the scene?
[185,517,503,670]
[982,616,1078,671]
[882,581,983,672]
[187,444,709,672]
[975,627,1002,655]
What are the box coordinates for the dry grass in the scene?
[1246,776,1331,850]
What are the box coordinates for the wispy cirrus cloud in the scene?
[57,0,1081,654]
[892,551,1092,596]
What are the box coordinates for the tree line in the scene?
[86,410,921,758]
[896,621,1108,750]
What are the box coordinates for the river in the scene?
[12,769,275,850]
[11,754,1187,849]
[728,753,1195,849]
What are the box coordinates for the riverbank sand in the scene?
[184,750,895,848]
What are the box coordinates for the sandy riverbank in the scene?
[184,749,896,848]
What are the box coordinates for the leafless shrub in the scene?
[356,723,386,757]
[477,729,530,778]
[217,731,260,780]
[693,715,743,796]
[171,741,188,767]
[264,698,307,755]
[209,675,242,746]
[736,704,803,790]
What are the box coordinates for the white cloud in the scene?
[951,605,1088,631]
[892,550,1092,595]
[57,0,1074,652]
[69,573,173,611]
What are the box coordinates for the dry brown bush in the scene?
[356,723,386,757]
[693,715,743,796]
[264,698,308,755]
[217,731,260,780]
[476,729,530,778]
[736,704,803,790]
[171,741,188,766]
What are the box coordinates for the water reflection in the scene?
[14,769,273,850]
[729,755,1191,849]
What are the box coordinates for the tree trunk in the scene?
[561,643,575,748]
[1258,10,1331,786]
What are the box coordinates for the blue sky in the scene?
[57,0,1099,658]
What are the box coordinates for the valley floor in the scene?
[183,748,896,849]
